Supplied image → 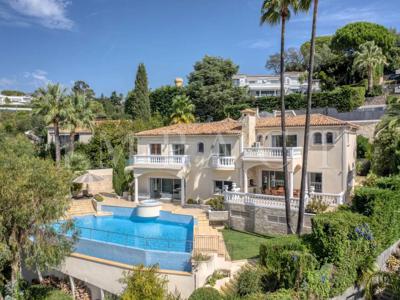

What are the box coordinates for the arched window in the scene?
[257,135,263,143]
[313,132,322,145]
[326,132,333,144]
[197,142,204,153]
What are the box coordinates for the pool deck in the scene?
[67,196,227,257]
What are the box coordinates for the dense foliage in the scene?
[121,265,168,300]
[0,136,75,292]
[150,85,186,120]
[186,56,250,121]
[188,287,222,300]
[112,145,130,196]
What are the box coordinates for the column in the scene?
[243,169,248,193]
[289,171,294,198]
[181,177,185,206]
[134,176,139,204]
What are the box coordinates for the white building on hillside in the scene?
[233,73,320,97]
[0,94,32,106]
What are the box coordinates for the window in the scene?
[150,144,161,155]
[272,134,297,147]
[219,144,231,156]
[257,135,263,143]
[214,180,233,194]
[313,132,322,145]
[308,172,322,192]
[172,144,185,155]
[197,142,204,153]
[326,132,334,144]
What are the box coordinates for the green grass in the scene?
[28,285,73,300]
[222,229,274,260]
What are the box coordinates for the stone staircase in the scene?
[219,260,258,297]
[67,200,96,217]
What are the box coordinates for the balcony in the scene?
[242,147,302,161]
[129,155,190,169]
[210,156,235,170]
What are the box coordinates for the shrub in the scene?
[387,95,399,104]
[304,264,334,299]
[94,194,104,202]
[356,159,371,176]
[206,270,229,287]
[237,267,264,296]
[371,127,400,176]
[366,85,384,97]
[188,287,222,300]
[373,175,400,190]
[186,198,199,205]
[260,235,305,267]
[121,264,168,300]
[265,289,306,300]
[357,135,371,159]
[192,253,211,262]
[206,196,225,211]
[242,292,267,300]
[305,198,328,214]
[310,211,376,295]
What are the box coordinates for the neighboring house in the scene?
[288,105,386,140]
[128,109,357,208]
[0,94,32,106]
[233,73,320,97]
[47,126,93,147]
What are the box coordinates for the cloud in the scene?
[0,77,16,87]
[240,39,272,49]
[0,0,74,30]
[24,69,51,86]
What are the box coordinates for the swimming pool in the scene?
[65,205,194,271]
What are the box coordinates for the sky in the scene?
[0,0,399,96]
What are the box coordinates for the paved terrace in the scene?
[67,196,226,258]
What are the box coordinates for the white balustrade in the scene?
[211,156,235,168]
[131,155,190,167]
[309,191,344,206]
[243,147,302,159]
[224,191,299,209]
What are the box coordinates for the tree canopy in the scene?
[186,56,250,121]
[149,85,186,119]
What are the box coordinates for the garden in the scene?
[189,175,400,299]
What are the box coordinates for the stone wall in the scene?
[225,203,313,235]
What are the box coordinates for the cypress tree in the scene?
[125,63,151,120]
[112,146,127,196]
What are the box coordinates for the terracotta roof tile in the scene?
[256,114,359,129]
[135,114,358,136]
[135,118,242,136]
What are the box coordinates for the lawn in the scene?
[221,229,273,260]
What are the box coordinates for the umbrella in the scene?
[73,173,104,184]
[73,173,104,196]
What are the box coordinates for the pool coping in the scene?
[69,252,193,276]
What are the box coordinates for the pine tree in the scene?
[125,63,151,120]
[112,146,128,196]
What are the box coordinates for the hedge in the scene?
[253,85,365,113]
[309,211,376,295]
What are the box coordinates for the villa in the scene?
[233,73,320,97]
[128,109,358,208]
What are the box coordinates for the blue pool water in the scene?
[62,206,194,271]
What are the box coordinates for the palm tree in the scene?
[261,0,309,234]
[297,0,318,235]
[170,95,196,124]
[64,91,95,153]
[33,83,69,166]
[375,99,400,137]
[353,41,387,95]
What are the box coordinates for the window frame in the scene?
[197,142,204,153]
[218,144,232,157]
[313,132,322,145]
[172,144,185,155]
[326,132,334,144]
[149,144,162,155]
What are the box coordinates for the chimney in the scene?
[174,77,184,87]
[240,108,257,148]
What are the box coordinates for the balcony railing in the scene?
[242,147,302,159]
[210,156,235,169]
[130,155,190,168]
[224,191,299,209]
